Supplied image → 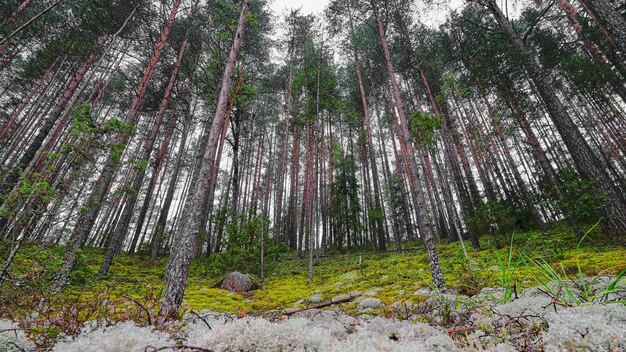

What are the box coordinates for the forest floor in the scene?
[1,228,625,351]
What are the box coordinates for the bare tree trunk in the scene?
[159,0,252,320]
[372,5,445,290]
[482,0,626,233]
[52,0,181,291]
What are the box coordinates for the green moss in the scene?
[1,229,624,321]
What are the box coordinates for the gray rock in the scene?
[333,281,344,287]
[309,294,323,304]
[362,290,377,297]
[358,298,383,311]
[391,301,414,311]
[220,271,256,293]
[414,287,432,297]
[343,272,359,281]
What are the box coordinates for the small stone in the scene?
[363,290,377,297]
[350,290,362,297]
[358,298,383,311]
[309,294,323,304]
[343,272,359,281]
[489,265,501,271]
[391,301,414,311]
[333,281,344,287]
[414,287,432,297]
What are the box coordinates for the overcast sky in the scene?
[267,0,473,28]
[269,0,329,16]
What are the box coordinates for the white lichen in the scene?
[0,320,35,352]
[52,322,173,352]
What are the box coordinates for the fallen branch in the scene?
[281,292,360,316]
[447,325,476,335]
[144,345,214,352]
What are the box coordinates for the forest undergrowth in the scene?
[0,226,624,350]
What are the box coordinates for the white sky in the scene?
[267,0,475,29]
[269,0,329,16]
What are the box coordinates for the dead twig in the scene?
[447,325,476,335]
[188,310,212,329]
[281,292,360,317]
[144,345,214,352]
[123,294,153,326]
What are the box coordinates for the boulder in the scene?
[220,272,257,293]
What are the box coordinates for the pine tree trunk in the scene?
[579,0,626,61]
[159,0,252,319]
[372,6,445,290]
[483,0,626,233]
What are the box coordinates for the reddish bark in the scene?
[372,6,445,290]
[0,57,60,144]
[159,0,252,319]
[53,0,182,291]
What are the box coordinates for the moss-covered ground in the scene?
[1,228,624,322]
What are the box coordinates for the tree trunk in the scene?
[579,0,626,61]
[159,0,252,320]
[372,5,445,290]
[482,0,626,233]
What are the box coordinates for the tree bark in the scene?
[480,0,626,233]
[52,0,181,291]
[372,4,445,290]
[159,0,252,320]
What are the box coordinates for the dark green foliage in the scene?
[202,213,287,278]
[328,139,361,248]
[466,201,517,247]
[411,110,442,146]
[562,54,616,90]
[552,168,606,229]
